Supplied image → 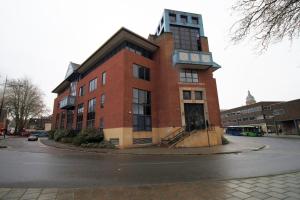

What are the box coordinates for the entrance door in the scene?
[184,103,205,132]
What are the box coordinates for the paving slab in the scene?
[0,172,299,200]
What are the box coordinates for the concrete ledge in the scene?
[40,138,266,156]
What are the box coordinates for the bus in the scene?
[225,125,263,137]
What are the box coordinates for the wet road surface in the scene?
[0,136,299,187]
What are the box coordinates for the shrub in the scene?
[48,130,56,140]
[72,128,104,146]
[72,134,86,146]
[60,137,73,143]
[221,135,229,145]
[54,129,67,141]
[80,140,116,149]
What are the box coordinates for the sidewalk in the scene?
[264,133,300,139]
[40,135,266,156]
[0,172,299,200]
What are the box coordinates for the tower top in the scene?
[246,90,256,105]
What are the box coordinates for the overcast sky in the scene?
[0,0,299,112]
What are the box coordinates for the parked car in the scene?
[28,135,38,141]
[30,130,48,138]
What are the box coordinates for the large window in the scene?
[180,69,199,83]
[66,110,74,129]
[170,25,200,51]
[102,72,106,85]
[87,98,96,128]
[55,113,60,129]
[60,112,65,129]
[89,78,97,92]
[76,104,84,130]
[133,64,150,81]
[132,88,151,131]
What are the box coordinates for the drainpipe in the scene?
[206,120,210,147]
[294,120,300,135]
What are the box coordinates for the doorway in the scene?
[184,103,205,132]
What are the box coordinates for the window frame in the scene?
[79,85,85,96]
[89,78,97,92]
[183,90,191,100]
[132,88,152,131]
[100,93,105,108]
[102,72,106,85]
[133,64,150,81]
[179,69,199,83]
[194,91,203,100]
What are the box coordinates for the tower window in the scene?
[169,13,176,22]
[192,17,199,25]
[180,15,187,23]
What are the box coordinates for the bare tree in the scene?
[231,0,300,50]
[5,78,46,133]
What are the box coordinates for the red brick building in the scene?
[52,9,223,148]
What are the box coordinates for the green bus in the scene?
[226,125,263,137]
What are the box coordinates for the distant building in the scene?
[27,115,52,130]
[221,101,281,133]
[272,99,300,135]
[221,99,300,135]
[246,91,256,105]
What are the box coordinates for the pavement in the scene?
[39,135,266,155]
[0,172,299,200]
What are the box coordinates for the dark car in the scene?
[30,130,48,138]
[28,135,38,141]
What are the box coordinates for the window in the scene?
[79,86,85,96]
[183,91,191,100]
[55,113,60,129]
[180,69,199,83]
[102,72,106,85]
[87,98,96,128]
[192,17,198,24]
[195,91,203,100]
[100,93,105,108]
[89,78,97,92]
[66,110,74,129]
[170,25,200,51]
[60,112,65,129]
[169,13,176,22]
[133,64,150,81]
[76,104,84,130]
[70,81,77,96]
[132,88,151,131]
[180,15,187,23]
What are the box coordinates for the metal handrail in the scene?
[161,127,185,141]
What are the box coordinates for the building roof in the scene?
[52,27,159,94]
[221,101,283,114]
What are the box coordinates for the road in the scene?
[0,136,300,187]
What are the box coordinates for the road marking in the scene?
[119,161,195,166]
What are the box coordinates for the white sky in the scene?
[0,0,299,112]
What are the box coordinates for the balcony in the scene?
[59,96,76,109]
[172,50,220,71]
